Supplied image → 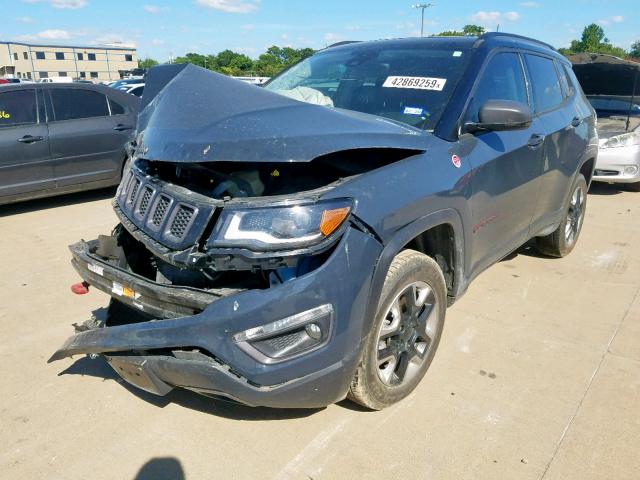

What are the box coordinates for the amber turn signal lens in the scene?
[320,207,350,236]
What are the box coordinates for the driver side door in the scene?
[462,51,545,275]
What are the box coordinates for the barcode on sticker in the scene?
[383,76,446,91]
[88,263,103,276]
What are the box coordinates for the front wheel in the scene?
[536,174,587,257]
[348,249,447,410]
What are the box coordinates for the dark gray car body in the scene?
[50,34,598,408]
[0,83,139,205]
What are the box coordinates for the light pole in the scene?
[412,3,435,37]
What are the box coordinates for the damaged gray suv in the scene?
[50,33,598,410]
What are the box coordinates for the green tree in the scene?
[563,23,627,58]
[138,58,159,69]
[631,40,640,58]
[462,24,485,36]
[435,24,485,37]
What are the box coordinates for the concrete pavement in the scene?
[0,182,638,480]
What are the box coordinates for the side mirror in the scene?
[465,99,533,133]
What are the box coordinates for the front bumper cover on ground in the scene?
[50,227,383,408]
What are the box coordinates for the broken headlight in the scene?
[207,199,352,251]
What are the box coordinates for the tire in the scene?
[348,249,447,410]
[536,174,587,257]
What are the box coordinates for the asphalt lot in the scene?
[1,183,639,480]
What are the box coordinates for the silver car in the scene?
[571,54,640,191]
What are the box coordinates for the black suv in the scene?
[51,33,597,410]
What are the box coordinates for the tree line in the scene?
[138,24,640,77]
[138,46,314,77]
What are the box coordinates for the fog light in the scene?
[234,304,334,363]
[305,323,322,340]
[624,165,639,176]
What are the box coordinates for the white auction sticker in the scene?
[383,76,447,91]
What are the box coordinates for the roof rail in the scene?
[324,41,361,49]
[478,32,556,51]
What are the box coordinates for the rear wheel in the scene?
[348,249,446,410]
[536,174,587,257]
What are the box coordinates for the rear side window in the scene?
[50,89,110,121]
[557,63,575,98]
[0,90,38,128]
[524,54,564,113]
[108,97,125,115]
[467,52,528,122]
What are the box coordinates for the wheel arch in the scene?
[362,208,465,340]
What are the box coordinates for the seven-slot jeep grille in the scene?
[117,169,215,250]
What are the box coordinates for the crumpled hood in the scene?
[136,64,430,163]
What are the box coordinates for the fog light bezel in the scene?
[233,304,334,364]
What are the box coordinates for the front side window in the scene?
[524,54,564,113]
[49,89,109,121]
[467,52,528,123]
[0,90,38,128]
[264,43,472,129]
[36,51,45,60]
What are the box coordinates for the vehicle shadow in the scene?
[0,187,116,217]
[134,457,184,480]
[58,355,324,421]
[588,182,626,196]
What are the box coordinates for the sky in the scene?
[1,0,638,62]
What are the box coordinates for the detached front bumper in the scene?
[50,227,383,408]
[593,144,640,184]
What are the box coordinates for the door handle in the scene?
[571,116,583,127]
[527,134,545,149]
[17,135,44,144]
[113,124,133,131]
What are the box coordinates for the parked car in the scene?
[0,83,139,205]
[571,53,640,191]
[38,76,73,83]
[51,33,597,410]
[119,83,144,97]
[109,77,144,90]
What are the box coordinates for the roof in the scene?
[323,33,559,58]
[0,40,136,51]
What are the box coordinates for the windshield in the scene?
[264,43,471,130]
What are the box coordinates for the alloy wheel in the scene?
[565,185,585,245]
[376,281,442,386]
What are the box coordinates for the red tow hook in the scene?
[71,281,90,295]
